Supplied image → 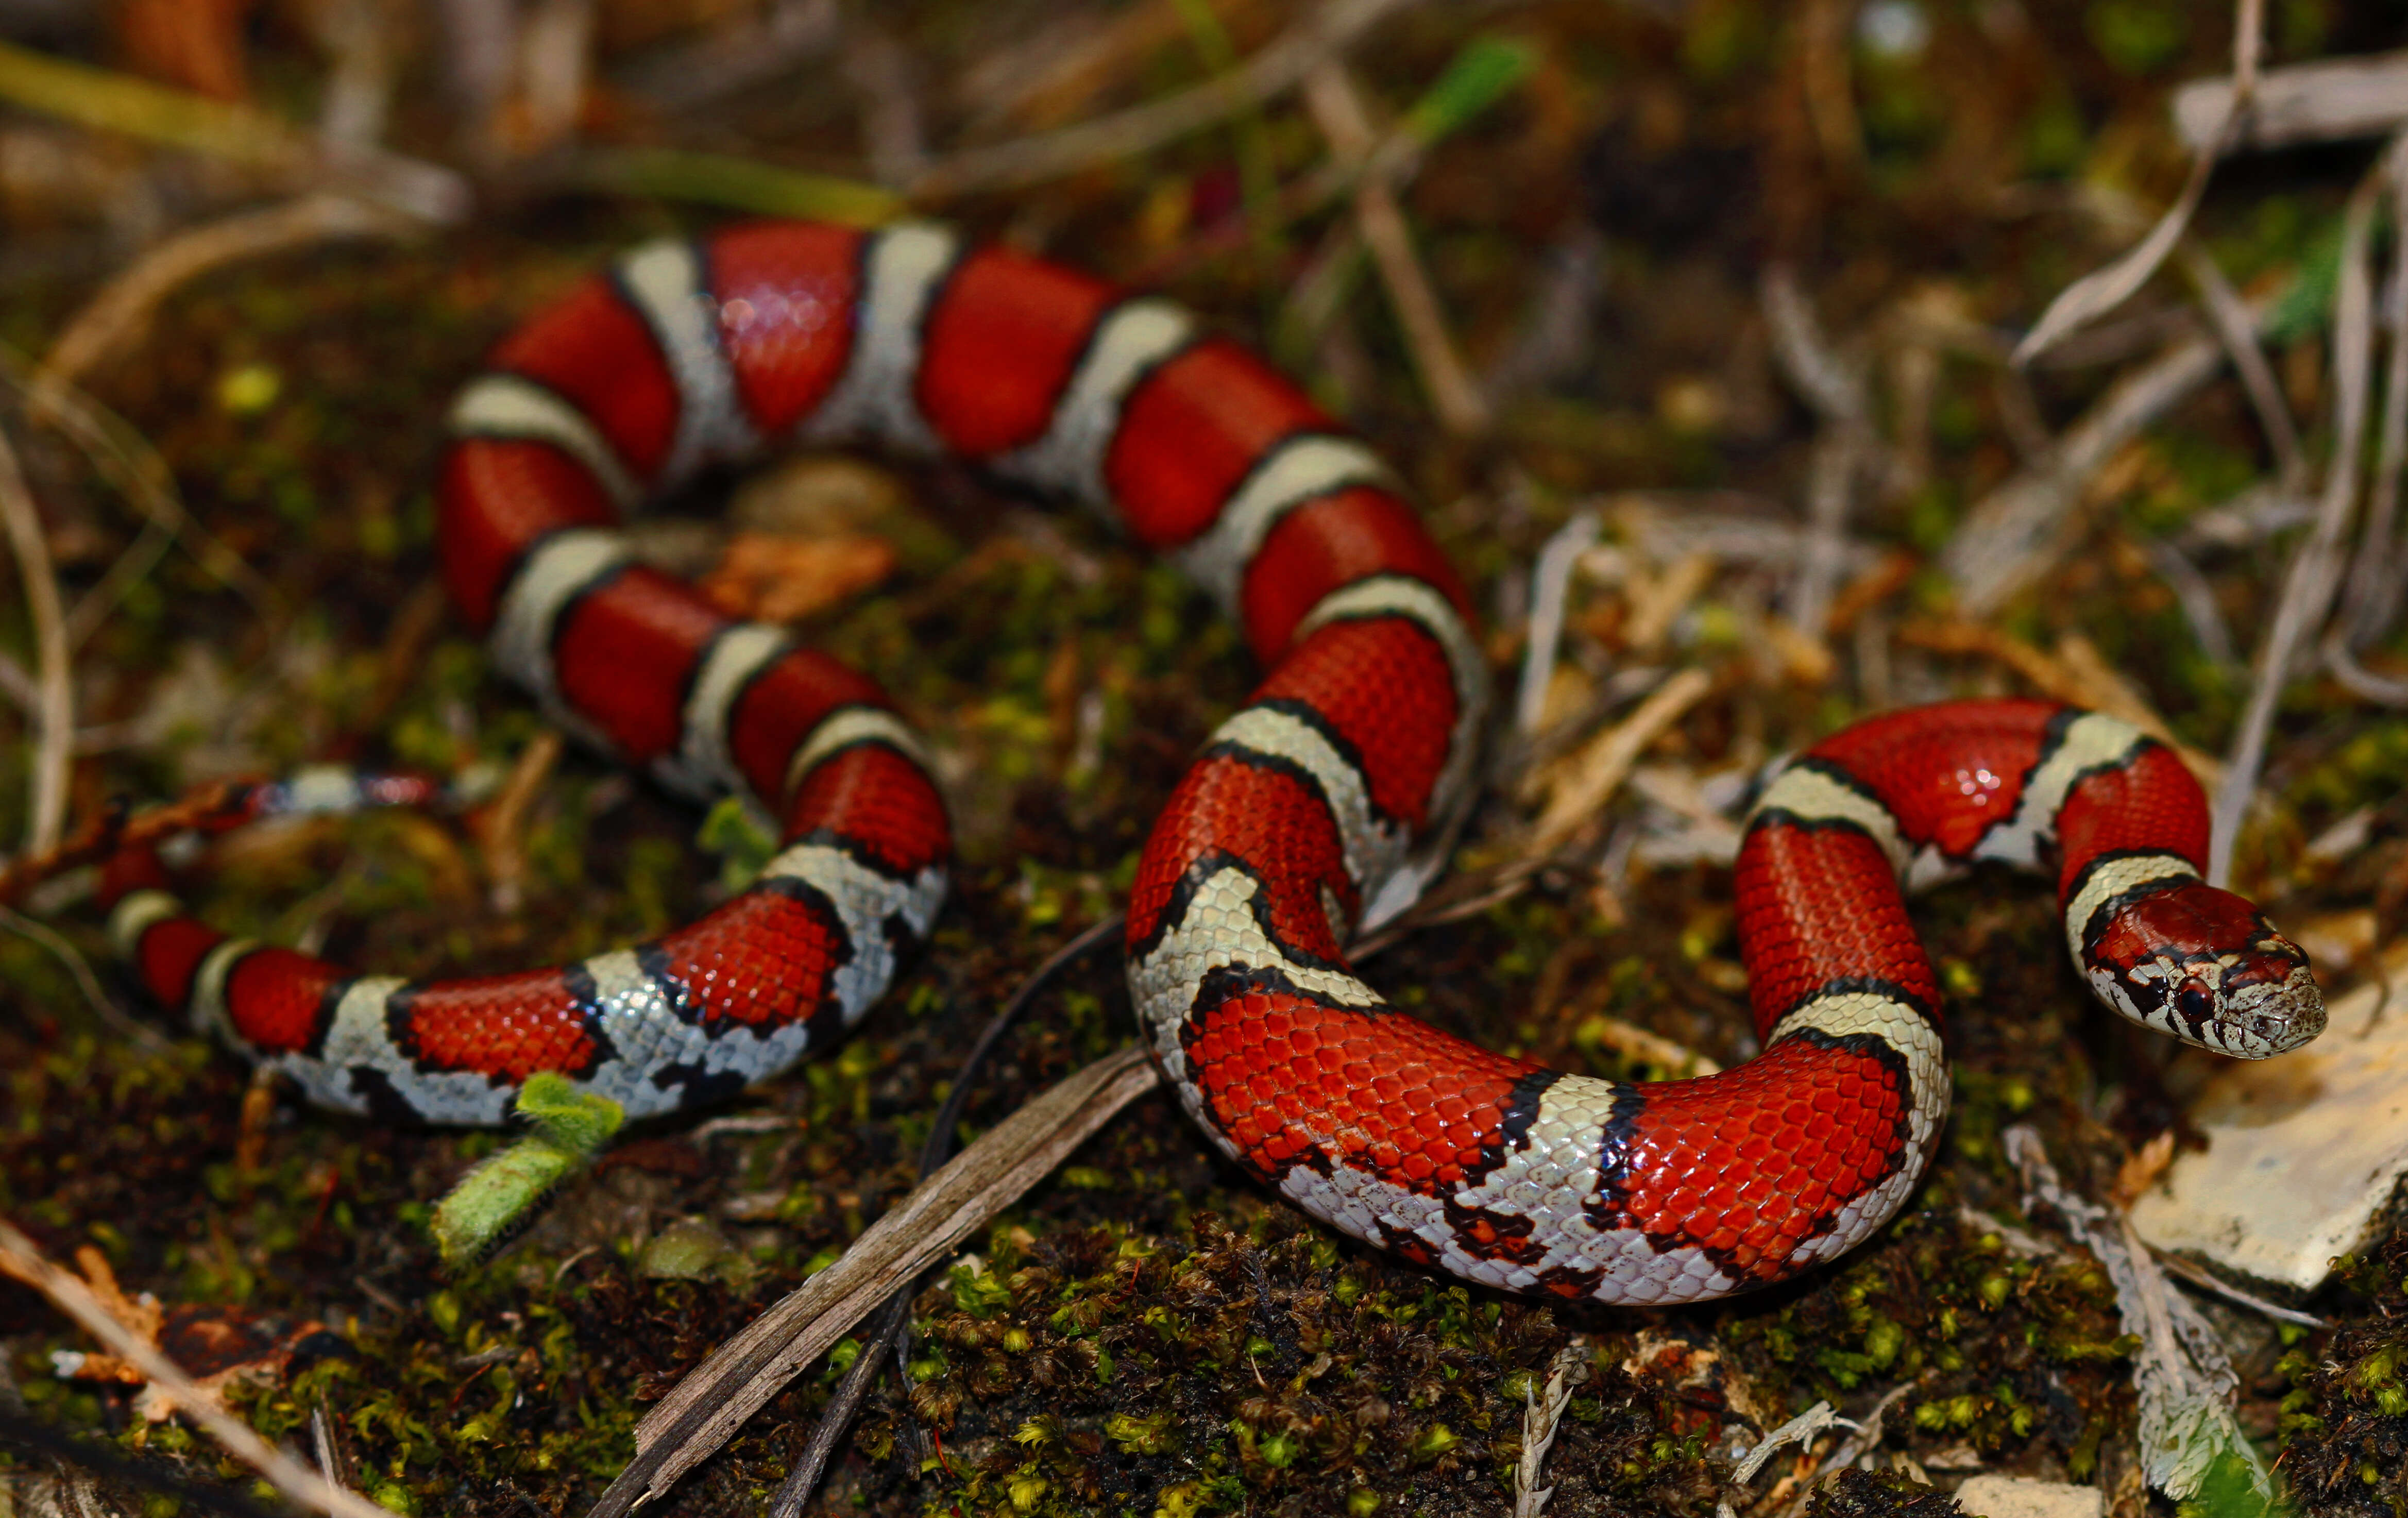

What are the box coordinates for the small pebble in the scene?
[1951,1476,2098,1518]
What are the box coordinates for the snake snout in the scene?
[2219,956,2325,1058]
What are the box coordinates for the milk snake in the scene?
[104,220,2326,1306]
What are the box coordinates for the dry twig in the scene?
[1943,300,2270,614]
[1529,667,1714,856]
[474,730,564,915]
[2174,48,2408,154]
[2211,141,2393,885]
[585,1048,1162,1518]
[0,419,70,856]
[0,1219,394,1518]
[1900,619,2219,786]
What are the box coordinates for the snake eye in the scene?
[2175,979,2215,1023]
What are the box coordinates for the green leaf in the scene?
[1401,35,1539,147]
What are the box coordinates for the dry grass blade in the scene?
[1901,619,2220,785]
[909,0,1424,199]
[584,1047,1162,1518]
[0,38,465,222]
[2144,538,2237,665]
[1943,306,2263,614]
[2012,0,2263,367]
[1529,666,1714,856]
[1515,512,1600,736]
[2144,1246,2330,1330]
[1761,266,1883,641]
[313,0,399,148]
[1301,63,1488,435]
[1761,264,1867,424]
[0,346,279,641]
[0,419,70,856]
[2331,140,2408,687]
[2181,242,2304,487]
[2013,146,2221,368]
[0,1219,395,1518]
[2173,49,2408,154]
[34,194,422,399]
[0,904,162,1049]
[2210,142,2390,885]
[1512,1337,1591,1518]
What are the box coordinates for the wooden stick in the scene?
[0,1219,395,1518]
[585,1047,1162,1518]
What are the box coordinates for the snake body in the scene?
[107,221,2324,1304]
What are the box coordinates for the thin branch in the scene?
[0,418,69,856]
[908,0,1427,199]
[766,915,1125,1517]
[586,1046,1163,1518]
[0,1220,396,1518]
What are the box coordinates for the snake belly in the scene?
[106,221,2322,1304]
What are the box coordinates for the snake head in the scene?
[2084,882,2324,1058]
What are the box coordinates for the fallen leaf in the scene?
[700,532,896,623]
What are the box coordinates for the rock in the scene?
[2129,944,2408,1291]
[1951,1476,2100,1518]
[636,1218,750,1283]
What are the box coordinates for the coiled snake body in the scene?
[107,222,2325,1306]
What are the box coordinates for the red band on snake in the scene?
[105,221,2325,1305]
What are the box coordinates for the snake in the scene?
[102,220,2327,1306]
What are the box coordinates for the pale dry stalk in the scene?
[0,419,69,855]
[2211,140,2392,885]
[1301,63,1489,436]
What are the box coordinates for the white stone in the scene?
[2129,943,2408,1290]
[1952,1476,2100,1518]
